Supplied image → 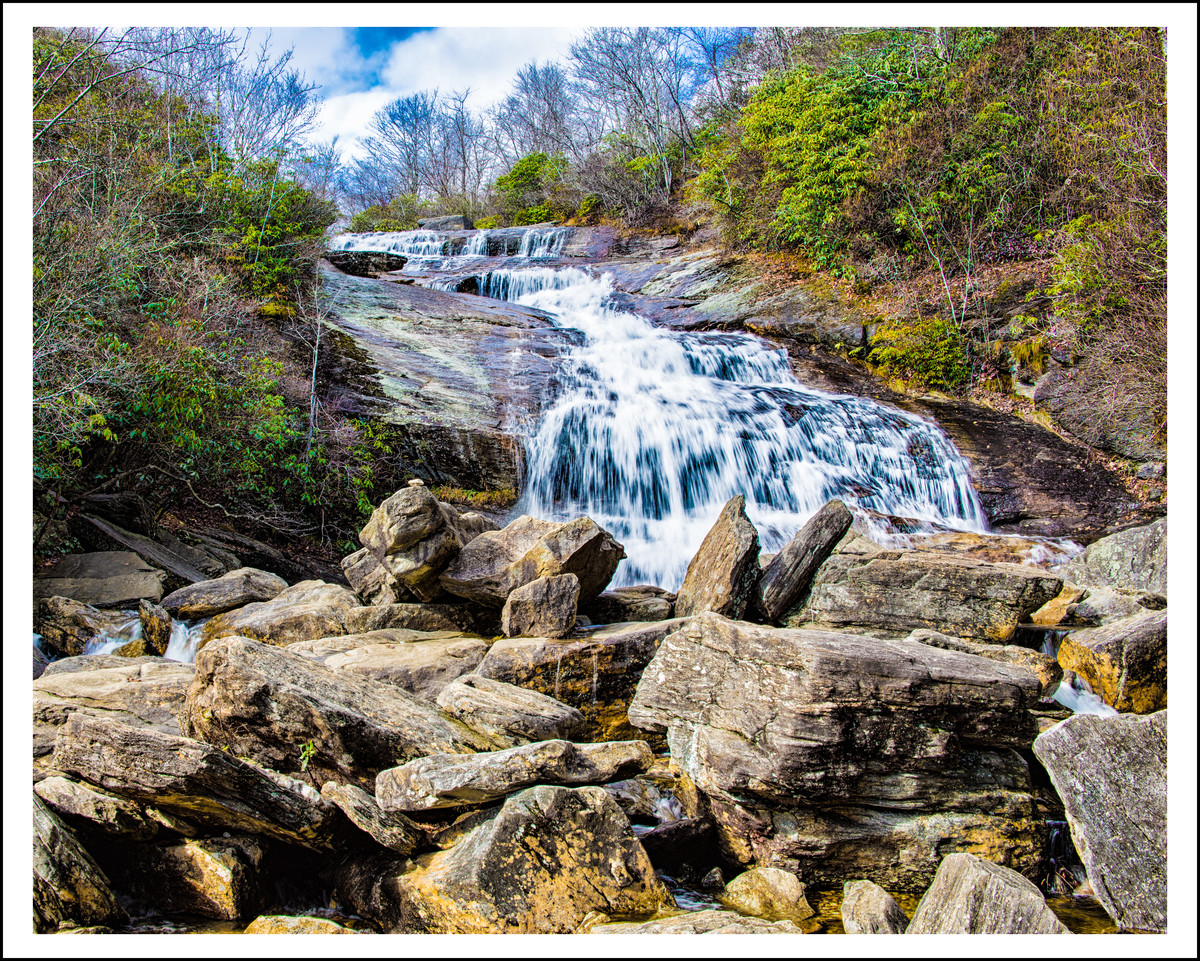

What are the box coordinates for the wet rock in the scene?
[51,714,339,850]
[720,866,815,922]
[137,599,172,655]
[751,499,854,621]
[198,580,358,650]
[1032,710,1166,932]
[628,613,1043,889]
[840,879,909,934]
[183,637,488,788]
[1063,517,1167,595]
[244,915,360,934]
[907,628,1063,698]
[33,795,127,933]
[33,658,195,765]
[501,573,579,638]
[435,674,586,749]
[392,785,673,933]
[786,549,1062,642]
[584,585,675,623]
[34,551,165,608]
[1056,609,1166,714]
[439,514,624,607]
[33,643,51,680]
[125,834,265,921]
[160,567,289,619]
[321,634,490,700]
[674,495,760,619]
[377,739,654,812]
[475,618,688,742]
[905,852,1070,934]
[1030,584,1089,626]
[636,817,718,882]
[324,249,408,277]
[586,909,802,934]
[344,600,498,636]
[1066,585,1167,626]
[33,596,134,657]
[320,781,426,856]
[35,775,160,840]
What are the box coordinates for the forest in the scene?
[32,25,1168,563]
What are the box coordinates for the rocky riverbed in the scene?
[32,481,1169,936]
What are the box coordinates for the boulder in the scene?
[719,866,815,922]
[34,550,165,608]
[244,915,359,934]
[198,580,358,649]
[584,585,675,623]
[439,514,624,607]
[1066,584,1167,626]
[160,567,289,619]
[391,785,673,933]
[1032,710,1167,932]
[628,613,1044,889]
[417,214,473,230]
[285,628,470,662]
[905,852,1070,934]
[357,485,473,601]
[840,879,909,934]
[341,546,400,605]
[344,600,498,636]
[182,637,488,788]
[319,781,426,856]
[35,775,161,840]
[674,495,760,619]
[435,674,586,749]
[321,635,490,700]
[137,598,172,655]
[124,834,265,921]
[377,739,654,812]
[33,658,195,765]
[751,499,854,621]
[474,618,688,743]
[1056,609,1167,714]
[33,795,127,933]
[33,597,134,657]
[585,909,802,934]
[51,714,339,850]
[636,817,719,882]
[786,549,1063,642]
[1062,518,1167,595]
[323,249,408,277]
[907,628,1063,698]
[501,573,579,638]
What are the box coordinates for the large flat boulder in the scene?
[51,714,340,850]
[674,495,760,619]
[439,514,624,607]
[905,852,1070,934]
[344,600,499,636]
[1032,710,1167,932]
[474,618,688,742]
[1056,609,1167,714]
[198,580,358,649]
[376,739,654,812]
[435,675,586,749]
[182,637,489,789]
[160,567,288,619]
[391,785,673,933]
[907,628,1063,698]
[785,549,1063,642]
[628,613,1044,889]
[320,635,490,700]
[34,551,165,608]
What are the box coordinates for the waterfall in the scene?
[327,226,992,590]
[328,229,447,257]
[465,263,989,589]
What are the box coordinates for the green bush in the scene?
[869,316,971,390]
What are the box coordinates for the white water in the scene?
[328,226,992,590]
[474,265,988,588]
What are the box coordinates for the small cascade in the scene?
[164,618,207,663]
[517,226,570,258]
[1051,675,1118,717]
[328,229,447,257]
[82,613,142,656]
[461,230,491,256]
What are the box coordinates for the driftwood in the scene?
[70,514,208,585]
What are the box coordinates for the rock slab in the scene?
[674,495,761,619]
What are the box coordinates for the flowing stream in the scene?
[334,227,990,589]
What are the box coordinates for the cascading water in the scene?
[325,225,991,590]
[463,263,989,588]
